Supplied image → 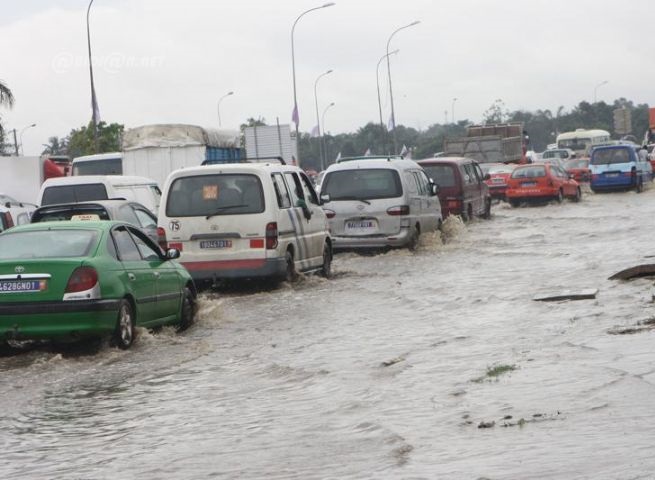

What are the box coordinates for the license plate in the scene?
[199,240,232,249]
[606,173,619,177]
[521,182,537,187]
[0,280,47,293]
[346,220,376,230]
[492,178,504,184]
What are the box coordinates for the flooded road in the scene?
[2,188,655,479]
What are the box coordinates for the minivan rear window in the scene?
[41,184,109,205]
[591,148,633,165]
[421,165,456,188]
[166,174,265,217]
[322,169,402,200]
[73,158,123,175]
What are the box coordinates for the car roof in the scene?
[41,175,157,186]
[2,220,124,233]
[325,157,421,172]
[73,152,122,162]
[168,162,301,178]
[416,157,475,165]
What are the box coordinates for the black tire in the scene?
[407,226,420,251]
[509,199,520,208]
[482,198,492,219]
[319,242,332,278]
[177,287,196,332]
[572,187,582,202]
[284,250,298,282]
[112,299,135,350]
[556,189,564,203]
[636,178,644,193]
[0,340,21,357]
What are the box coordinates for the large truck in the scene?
[244,123,298,165]
[0,156,68,204]
[73,124,243,186]
[443,123,527,164]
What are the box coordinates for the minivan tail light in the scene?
[65,267,98,293]
[157,227,167,250]
[387,205,410,216]
[1,212,13,229]
[266,222,278,249]
[324,209,336,219]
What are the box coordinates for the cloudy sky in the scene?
[2,0,652,156]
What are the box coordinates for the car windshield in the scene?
[166,174,265,217]
[543,150,568,159]
[0,229,98,259]
[591,148,633,165]
[559,139,590,153]
[420,165,456,188]
[565,159,589,169]
[511,166,546,178]
[322,168,402,200]
[488,164,515,174]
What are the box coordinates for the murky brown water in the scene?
[2,188,655,479]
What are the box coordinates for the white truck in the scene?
[244,124,298,165]
[0,156,67,205]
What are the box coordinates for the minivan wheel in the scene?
[482,198,492,219]
[177,287,196,332]
[320,242,332,278]
[285,250,298,282]
[112,299,135,350]
[407,227,420,252]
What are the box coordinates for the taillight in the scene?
[324,209,336,219]
[1,212,13,229]
[446,198,461,209]
[157,227,167,250]
[250,239,265,249]
[168,242,183,251]
[266,222,278,249]
[387,205,410,216]
[65,267,98,293]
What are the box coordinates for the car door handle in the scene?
[127,273,136,281]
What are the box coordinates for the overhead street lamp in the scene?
[86,0,99,153]
[290,2,336,165]
[19,123,37,156]
[217,91,234,127]
[386,20,420,155]
[451,97,457,125]
[593,80,608,104]
[376,49,399,129]
[321,102,335,170]
[313,69,333,169]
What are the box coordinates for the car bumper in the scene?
[488,185,507,199]
[0,299,120,340]
[506,187,557,200]
[332,227,411,249]
[181,257,287,281]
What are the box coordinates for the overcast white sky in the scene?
[2,0,652,156]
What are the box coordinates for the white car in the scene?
[319,156,442,250]
[158,160,332,286]
[0,195,36,232]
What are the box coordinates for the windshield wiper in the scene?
[335,196,371,205]
[206,205,248,219]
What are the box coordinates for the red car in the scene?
[506,163,581,207]
[481,163,516,200]
[564,158,591,182]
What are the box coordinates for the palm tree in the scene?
[0,79,14,109]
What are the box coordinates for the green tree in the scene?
[0,79,15,155]
[41,136,69,156]
[67,121,124,158]
[482,99,509,124]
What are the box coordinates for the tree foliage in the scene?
[66,121,124,158]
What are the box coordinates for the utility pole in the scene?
[12,129,18,156]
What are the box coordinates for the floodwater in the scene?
[2,187,655,479]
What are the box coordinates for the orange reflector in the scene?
[250,239,265,249]
[168,242,183,251]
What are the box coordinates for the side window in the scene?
[272,173,292,209]
[299,173,319,205]
[284,172,303,206]
[404,172,418,194]
[412,172,427,195]
[474,164,484,182]
[117,204,140,226]
[107,235,118,260]
[129,227,162,261]
[112,227,142,261]
[418,171,432,195]
[133,207,157,229]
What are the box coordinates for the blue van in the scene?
[589,145,652,193]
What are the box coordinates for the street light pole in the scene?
[19,123,37,156]
[376,49,399,129]
[321,102,335,170]
[217,91,234,127]
[451,97,457,125]
[314,69,333,170]
[86,0,99,153]
[593,80,608,104]
[386,20,420,155]
[290,2,335,166]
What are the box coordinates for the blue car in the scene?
[589,145,652,193]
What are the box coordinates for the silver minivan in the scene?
[319,156,442,250]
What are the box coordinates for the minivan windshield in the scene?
[421,165,456,188]
[41,184,109,205]
[166,174,265,217]
[321,169,402,200]
[591,148,633,165]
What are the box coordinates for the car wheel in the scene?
[177,287,196,332]
[636,178,644,193]
[407,226,420,251]
[285,250,298,283]
[509,199,520,208]
[573,187,582,202]
[482,198,492,219]
[112,299,135,350]
[556,189,564,203]
[0,340,21,357]
[319,242,332,278]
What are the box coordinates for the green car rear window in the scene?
[0,229,98,259]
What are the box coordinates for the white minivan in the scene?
[38,175,161,214]
[319,156,442,250]
[158,161,332,286]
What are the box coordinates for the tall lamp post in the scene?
[321,102,335,170]
[86,0,99,153]
[593,80,608,104]
[313,69,333,169]
[376,49,399,129]
[19,123,37,156]
[386,20,420,155]
[451,97,457,125]
[290,2,336,165]
[217,91,234,127]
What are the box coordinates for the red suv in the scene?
[417,157,491,220]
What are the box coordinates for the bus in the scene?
[556,129,611,157]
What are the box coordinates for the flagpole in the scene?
[321,102,335,169]
[86,0,99,154]
[376,49,398,130]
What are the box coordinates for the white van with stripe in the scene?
[157,160,332,286]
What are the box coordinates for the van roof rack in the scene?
[336,155,403,163]
[202,156,287,166]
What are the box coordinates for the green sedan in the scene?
[0,221,197,351]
